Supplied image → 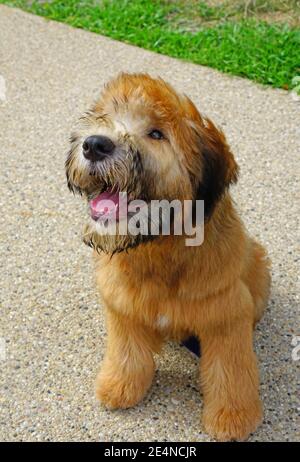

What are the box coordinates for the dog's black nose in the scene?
[82,135,115,162]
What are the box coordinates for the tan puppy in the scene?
[66,73,271,441]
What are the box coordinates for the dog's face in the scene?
[66,73,238,254]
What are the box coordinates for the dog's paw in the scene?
[202,403,263,441]
[96,364,154,409]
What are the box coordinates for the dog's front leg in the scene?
[199,283,263,441]
[96,308,162,409]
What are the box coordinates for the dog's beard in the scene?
[67,144,159,254]
[82,198,182,254]
[82,219,156,255]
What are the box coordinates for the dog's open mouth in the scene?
[89,188,122,222]
[89,188,147,223]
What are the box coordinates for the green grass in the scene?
[1,0,299,90]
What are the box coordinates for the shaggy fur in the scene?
[66,73,271,441]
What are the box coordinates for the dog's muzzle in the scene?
[66,132,147,225]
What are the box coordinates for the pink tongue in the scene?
[89,189,120,221]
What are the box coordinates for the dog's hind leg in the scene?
[96,308,163,409]
[243,239,271,325]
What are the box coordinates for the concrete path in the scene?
[0,5,299,442]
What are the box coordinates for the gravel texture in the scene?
[0,5,299,442]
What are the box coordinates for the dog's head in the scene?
[66,73,238,253]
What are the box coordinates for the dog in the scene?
[66,73,271,441]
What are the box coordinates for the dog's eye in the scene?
[148,129,164,140]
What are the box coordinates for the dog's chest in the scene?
[96,259,181,326]
[156,314,171,330]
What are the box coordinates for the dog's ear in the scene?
[195,117,239,218]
